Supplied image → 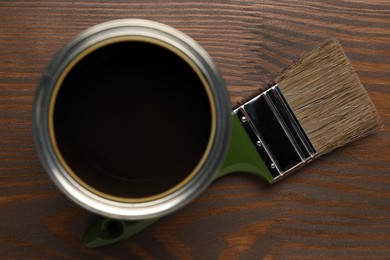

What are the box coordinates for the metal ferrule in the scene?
[233,85,317,182]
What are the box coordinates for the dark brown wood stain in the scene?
[54,41,211,198]
[0,0,389,258]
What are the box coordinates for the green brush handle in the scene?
[83,115,274,248]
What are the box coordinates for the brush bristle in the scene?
[274,39,382,156]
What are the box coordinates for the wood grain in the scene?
[0,0,389,258]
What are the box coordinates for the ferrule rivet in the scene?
[241,116,247,122]
[256,140,262,146]
[270,163,275,169]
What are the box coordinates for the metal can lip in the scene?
[32,19,231,220]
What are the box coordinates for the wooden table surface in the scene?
[1,0,389,259]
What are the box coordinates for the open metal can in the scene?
[33,19,231,220]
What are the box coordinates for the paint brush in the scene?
[83,39,382,248]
